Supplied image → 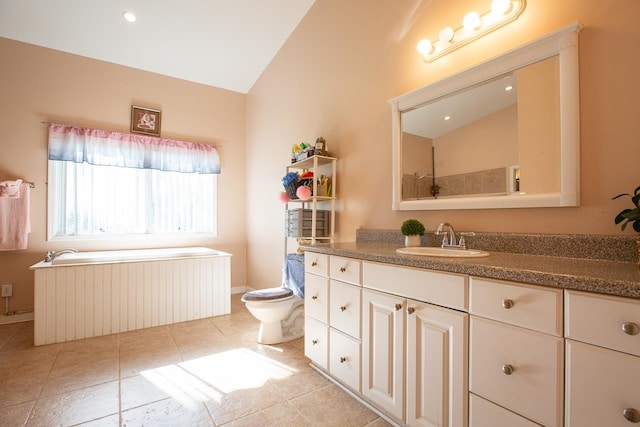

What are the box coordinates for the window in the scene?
[47,124,220,240]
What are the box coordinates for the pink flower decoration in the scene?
[296,185,312,200]
[279,191,290,203]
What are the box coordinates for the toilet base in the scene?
[257,299,304,345]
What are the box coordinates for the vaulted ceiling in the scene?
[0,0,316,93]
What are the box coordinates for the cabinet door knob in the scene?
[407,306,415,314]
[622,322,640,336]
[501,299,514,309]
[311,295,318,301]
[312,339,318,345]
[311,261,318,267]
[340,305,347,312]
[623,408,640,423]
[340,357,347,363]
[339,267,347,273]
[501,364,514,375]
[395,303,402,311]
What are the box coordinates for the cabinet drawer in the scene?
[470,317,564,427]
[305,316,328,370]
[304,273,328,323]
[566,340,640,427]
[305,253,329,277]
[329,328,361,392]
[329,255,361,285]
[565,290,640,357]
[470,277,563,336]
[363,261,467,311]
[470,393,541,427]
[329,280,361,339]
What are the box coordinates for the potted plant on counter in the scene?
[401,219,425,247]
[613,185,640,267]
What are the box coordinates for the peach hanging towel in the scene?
[0,179,31,250]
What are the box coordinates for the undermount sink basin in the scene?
[396,247,490,258]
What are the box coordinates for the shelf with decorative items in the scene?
[281,153,336,255]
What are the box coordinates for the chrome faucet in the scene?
[434,223,475,250]
[44,248,78,262]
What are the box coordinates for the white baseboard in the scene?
[0,312,34,325]
[232,285,252,295]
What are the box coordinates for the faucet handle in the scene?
[458,232,475,250]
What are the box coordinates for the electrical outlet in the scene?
[1,284,13,297]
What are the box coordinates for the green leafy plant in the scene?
[613,185,640,232]
[401,219,425,236]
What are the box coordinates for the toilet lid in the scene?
[242,287,294,302]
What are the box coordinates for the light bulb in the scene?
[439,27,455,43]
[416,39,433,55]
[463,11,482,31]
[123,11,137,22]
[491,0,511,15]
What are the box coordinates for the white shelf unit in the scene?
[284,155,336,254]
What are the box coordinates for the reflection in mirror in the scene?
[401,56,559,201]
[391,22,582,210]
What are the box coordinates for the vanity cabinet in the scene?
[304,254,362,392]
[564,290,640,427]
[469,277,564,427]
[362,261,468,427]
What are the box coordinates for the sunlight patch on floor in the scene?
[141,347,298,405]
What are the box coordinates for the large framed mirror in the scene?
[391,22,582,210]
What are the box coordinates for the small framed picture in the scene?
[131,105,162,136]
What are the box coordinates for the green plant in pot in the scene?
[401,219,425,247]
[612,185,640,267]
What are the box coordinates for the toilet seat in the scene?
[241,287,294,302]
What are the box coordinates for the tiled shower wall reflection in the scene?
[403,167,507,199]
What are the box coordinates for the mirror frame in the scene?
[390,22,582,211]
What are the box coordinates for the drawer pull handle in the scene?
[501,364,514,375]
[407,306,415,315]
[312,339,318,345]
[311,295,318,301]
[311,261,318,267]
[340,305,347,312]
[340,267,347,273]
[395,303,403,311]
[623,408,640,423]
[501,299,514,309]
[340,357,347,363]
[622,322,640,336]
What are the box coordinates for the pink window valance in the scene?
[48,123,220,174]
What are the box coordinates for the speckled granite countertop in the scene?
[299,241,640,299]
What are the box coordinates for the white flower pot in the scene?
[404,234,421,247]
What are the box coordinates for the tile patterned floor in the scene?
[0,295,390,426]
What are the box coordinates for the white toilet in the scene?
[242,253,305,344]
[241,287,304,344]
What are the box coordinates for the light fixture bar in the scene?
[418,0,526,63]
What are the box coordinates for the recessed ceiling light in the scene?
[123,11,136,22]
[504,85,513,91]
[444,116,451,121]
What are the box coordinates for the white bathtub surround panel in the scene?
[33,254,230,345]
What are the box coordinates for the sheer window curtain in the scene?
[48,124,219,237]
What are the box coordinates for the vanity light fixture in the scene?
[123,11,137,22]
[417,0,526,63]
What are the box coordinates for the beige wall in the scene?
[0,38,247,311]
[434,105,518,177]
[245,0,640,289]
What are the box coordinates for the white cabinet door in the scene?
[362,289,405,421]
[407,300,468,427]
[329,328,361,392]
[470,317,563,427]
[566,339,640,427]
[329,279,361,338]
[304,315,328,370]
[304,273,329,323]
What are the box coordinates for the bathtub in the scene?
[30,247,231,346]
